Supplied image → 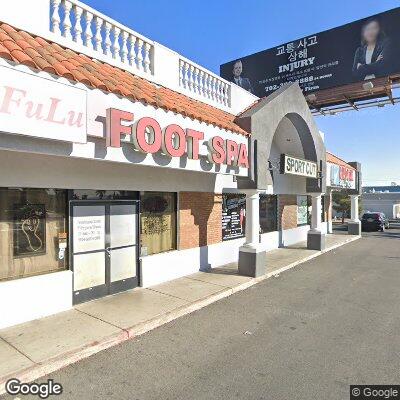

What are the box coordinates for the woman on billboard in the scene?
[352,18,392,80]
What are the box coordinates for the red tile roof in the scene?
[326,151,355,170]
[0,22,249,136]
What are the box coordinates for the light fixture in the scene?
[362,81,374,91]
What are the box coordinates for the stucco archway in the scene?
[235,83,328,277]
[269,112,319,195]
[236,82,326,193]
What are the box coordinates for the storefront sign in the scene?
[222,194,246,240]
[106,108,249,168]
[220,7,400,97]
[280,154,318,178]
[328,163,356,189]
[0,66,87,143]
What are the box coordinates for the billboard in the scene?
[220,8,400,98]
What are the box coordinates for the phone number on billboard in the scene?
[264,76,315,93]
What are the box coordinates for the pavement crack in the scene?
[0,336,36,364]
[75,308,128,334]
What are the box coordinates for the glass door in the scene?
[108,203,139,294]
[70,200,139,304]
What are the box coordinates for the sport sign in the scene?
[280,154,318,178]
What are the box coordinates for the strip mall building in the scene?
[0,0,361,329]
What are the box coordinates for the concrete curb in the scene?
[0,235,360,394]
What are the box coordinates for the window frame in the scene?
[221,193,246,241]
[297,195,309,227]
[139,191,178,256]
[0,187,69,282]
[259,194,278,234]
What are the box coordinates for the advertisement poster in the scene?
[13,204,46,257]
[329,163,356,189]
[220,8,400,97]
[222,194,246,241]
[297,196,308,226]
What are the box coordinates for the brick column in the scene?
[178,192,222,250]
[278,195,297,230]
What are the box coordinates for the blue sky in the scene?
[85,0,400,185]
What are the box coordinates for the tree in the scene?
[332,192,363,223]
[332,192,350,223]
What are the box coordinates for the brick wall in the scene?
[178,192,222,250]
[278,194,298,230]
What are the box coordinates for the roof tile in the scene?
[30,56,56,74]
[0,24,17,33]
[2,39,22,52]
[14,39,34,51]
[5,29,23,42]
[9,49,36,68]
[0,22,248,136]
[52,62,75,80]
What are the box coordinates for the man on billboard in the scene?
[352,17,393,80]
[231,60,254,93]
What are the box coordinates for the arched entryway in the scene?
[235,82,327,277]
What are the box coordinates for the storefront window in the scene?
[140,192,177,255]
[297,195,309,226]
[222,193,246,241]
[0,188,68,281]
[259,195,277,233]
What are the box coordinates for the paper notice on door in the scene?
[73,205,105,253]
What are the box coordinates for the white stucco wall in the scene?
[362,196,400,219]
[269,124,308,195]
[140,237,246,287]
[0,150,238,193]
[141,225,314,287]
[0,270,72,329]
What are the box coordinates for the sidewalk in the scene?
[0,233,359,394]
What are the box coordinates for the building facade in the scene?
[0,0,361,329]
[362,186,400,219]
